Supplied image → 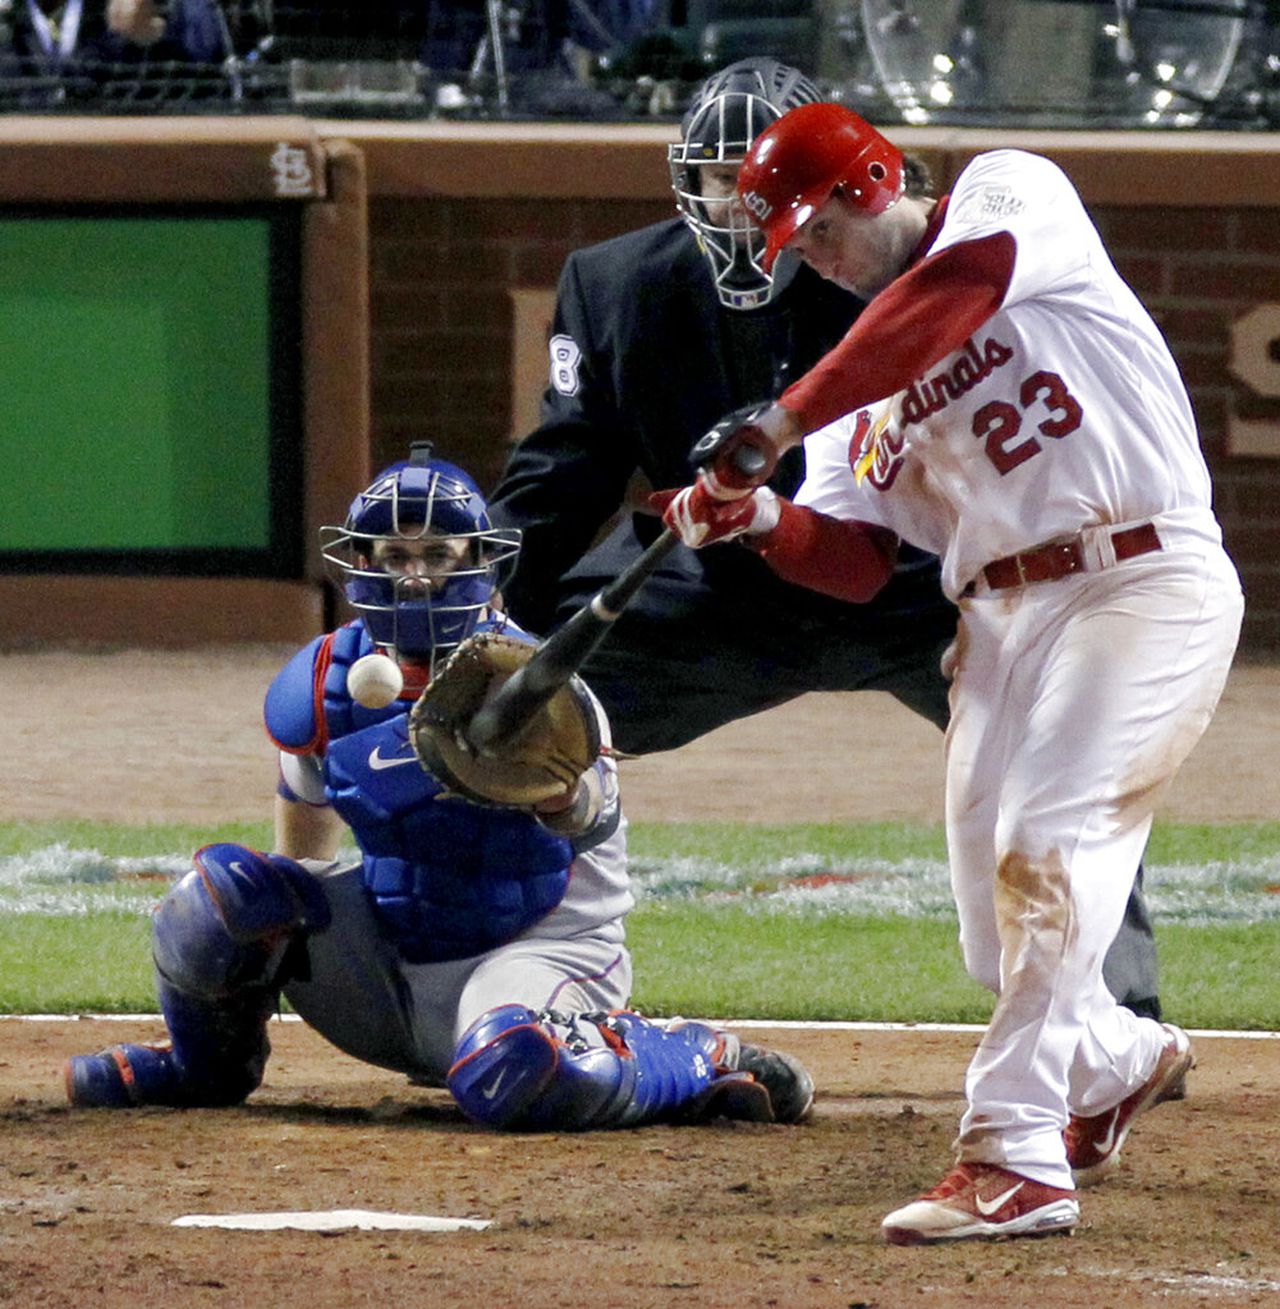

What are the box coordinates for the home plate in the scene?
[172,1209,491,1233]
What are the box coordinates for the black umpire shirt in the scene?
[490,217,952,636]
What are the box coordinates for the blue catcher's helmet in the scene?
[320,444,521,665]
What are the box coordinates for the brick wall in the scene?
[1093,204,1280,653]
[369,194,671,488]
[366,174,1280,653]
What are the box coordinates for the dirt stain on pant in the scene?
[956,849,1078,1156]
[993,849,1077,993]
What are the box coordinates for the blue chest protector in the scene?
[266,622,572,964]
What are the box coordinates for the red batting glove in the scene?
[651,483,780,549]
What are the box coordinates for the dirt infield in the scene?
[1,651,1278,1305]
[1,649,1277,825]
[4,1020,1279,1308]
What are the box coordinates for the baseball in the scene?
[347,653,404,709]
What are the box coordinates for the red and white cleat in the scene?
[1066,1021,1195,1188]
[881,1162,1079,1245]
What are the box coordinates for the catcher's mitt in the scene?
[408,631,601,809]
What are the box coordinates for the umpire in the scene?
[487,56,1162,1019]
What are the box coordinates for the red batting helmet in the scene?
[736,102,905,273]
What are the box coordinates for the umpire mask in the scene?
[669,57,821,311]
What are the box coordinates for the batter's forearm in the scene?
[752,499,898,603]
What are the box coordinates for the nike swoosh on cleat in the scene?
[368,747,416,771]
[1093,1107,1122,1156]
[974,1181,1025,1216]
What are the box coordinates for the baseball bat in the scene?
[465,527,680,753]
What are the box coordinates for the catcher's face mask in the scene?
[320,445,521,666]
[668,57,821,311]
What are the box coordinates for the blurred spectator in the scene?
[107,0,166,46]
[421,0,655,114]
[161,0,229,63]
[422,1,661,77]
[0,0,233,105]
[269,1,422,52]
[4,0,225,66]
[423,1,567,79]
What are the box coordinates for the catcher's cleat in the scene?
[731,1042,815,1123]
[1066,1021,1194,1188]
[881,1163,1078,1246]
[64,1043,185,1108]
[681,1030,815,1124]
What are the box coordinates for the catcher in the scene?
[64,444,813,1130]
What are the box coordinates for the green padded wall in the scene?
[0,215,275,553]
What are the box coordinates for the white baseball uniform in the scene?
[794,149,1243,1186]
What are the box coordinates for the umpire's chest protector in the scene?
[272,623,573,964]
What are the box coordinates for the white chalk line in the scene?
[6,1014,1278,1040]
[172,1209,490,1233]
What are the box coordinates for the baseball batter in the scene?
[492,58,1167,1024]
[65,446,813,1131]
[658,105,1243,1243]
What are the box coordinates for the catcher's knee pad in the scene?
[190,842,331,943]
[447,1007,738,1132]
[149,844,326,1106]
[67,1019,264,1108]
[605,1014,727,1126]
[153,843,330,998]
[154,973,273,1106]
[447,1004,630,1131]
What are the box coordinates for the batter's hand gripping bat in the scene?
[465,403,779,753]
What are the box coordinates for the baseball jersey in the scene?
[794,150,1221,599]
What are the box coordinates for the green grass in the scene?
[626,910,1280,1030]
[0,819,273,858]
[626,819,1280,869]
[4,816,1275,870]
[628,821,952,866]
[0,912,156,1013]
[2,818,1279,1026]
[627,907,992,1023]
[1143,823,1280,865]
[1155,923,1280,1030]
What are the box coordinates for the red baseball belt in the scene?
[964,522,1162,596]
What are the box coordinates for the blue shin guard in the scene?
[447,1006,749,1131]
[66,844,329,1109]
[156,843,330,1104]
